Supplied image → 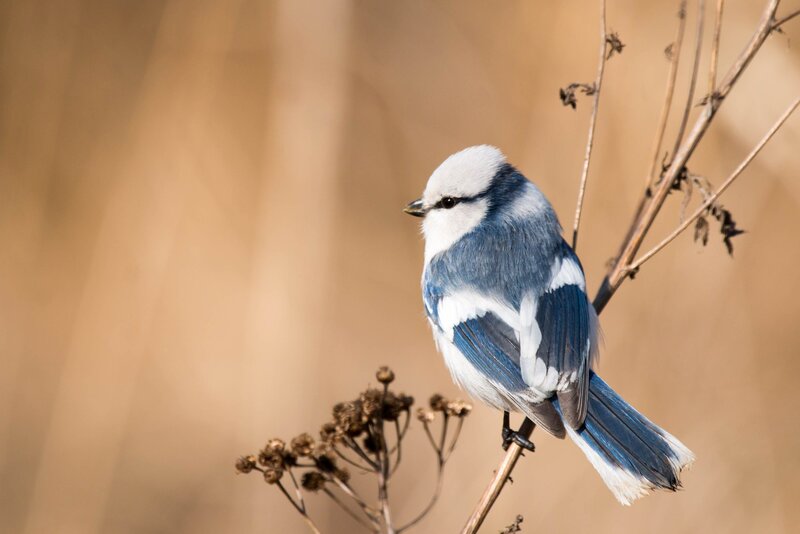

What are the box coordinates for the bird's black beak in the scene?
[403,198,427,218]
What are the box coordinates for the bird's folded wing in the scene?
[428,290,565,435]
[520,251,597,429]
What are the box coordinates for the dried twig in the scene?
[646,1,688,187]
[593,0,782,314]
[625,96,799,274]
[671,0,706,158]
[772,8,800,30]
[572,0,609,251]
[709,0,725,96]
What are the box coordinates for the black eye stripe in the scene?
[434,196,462,209]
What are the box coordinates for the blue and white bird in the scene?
[404,145,693,505]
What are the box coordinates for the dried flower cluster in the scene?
[236,367,471,533]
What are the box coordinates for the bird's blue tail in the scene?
[558,372,694,505]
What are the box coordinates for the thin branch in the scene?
[672,0,706,157]
[461,419,535,534]
[709,0,725,96]
[772,8,800,30]
[625,96,799,273]
[329,476,382,523]
[593,0,781,315]
[444,417,465,461]
[343,435,379,471]
[390,418,404,477]
[276,481,322,534]
[323,488,380,532]
[288,468,307,513]
[572,0,608,251]
[333,445,374,472]
[397,464,445,533]
[439,414,450,455]
[646,0,688,187]
[421,420,440,455]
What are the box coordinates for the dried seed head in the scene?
[264,438,285,455]
[263,466,283,484]
[301,471,326,492]
[335,467,350,483]
[258,448,284,470]
[445,399,473,418]
[429,394,448,412]
[235,455,257,474]
[380,391,402,421]
[316,452,337,473]
[320,422,341,444]
[399,394,414,410]
[416,408,435,423]
[360,389,382,419]
[376,366,395,384]
[291,433,315,457]
[333,401,367,436]
[362,433,380,454]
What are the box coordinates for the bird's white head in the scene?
[404,145,506,261]
[405,145,549,262]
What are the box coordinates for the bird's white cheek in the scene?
[422,199,488,262]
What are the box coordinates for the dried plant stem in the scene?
[626,96,799,273]
[323,488,381,532]
[709,0,725,96]
[593,0,781,314]
[648,2,687,180]
[772,9,800,29]
[397,464,445,533]
[572,0,608,251]
[330,476,382,521]
[672,0,706,157]
[646,1,688,187]
[461,419,534,534]
[276,481,322,534]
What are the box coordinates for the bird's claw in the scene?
[502,430,535,452]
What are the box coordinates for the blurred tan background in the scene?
[2,0,800,532]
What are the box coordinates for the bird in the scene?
[404,145,693,505]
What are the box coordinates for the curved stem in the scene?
[397,463,445,533]
[323,488,380,532]
[671,0,706,158]
[646,0,688,187]
[772,8,800,30]
[572,0,608,251]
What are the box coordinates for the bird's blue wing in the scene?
[522,245,598,429]
[450,312,527,392]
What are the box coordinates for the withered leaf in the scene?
[694,216,709,246]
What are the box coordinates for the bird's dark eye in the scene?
[441,197,457,209]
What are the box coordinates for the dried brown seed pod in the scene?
[416,408,435,423]
[301,471,326,492]
[429,394,447,411]
[263,466,283,484]
[235,455,257,474]
[376,366,395,384]
[291,433,315,457]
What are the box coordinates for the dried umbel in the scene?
[236,367,471,533]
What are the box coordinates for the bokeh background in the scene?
[2,1,800,532]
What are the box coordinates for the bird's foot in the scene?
[501,412,535,452]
